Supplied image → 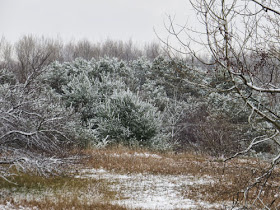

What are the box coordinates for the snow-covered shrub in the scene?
[0,76,79,180]
[148,56,207,100]
[63,74,125,124]
[129,58,151,90]
[43,57,133,91]
[0,68,16,85]
[94,90,170,149]
[43,58,171,149]
[0,83,77,152]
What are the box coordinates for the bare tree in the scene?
[0,37,13,70]
[14,35,63,84]
[164,0,280,208]
[144,42,162,60]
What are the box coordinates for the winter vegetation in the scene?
[2,0,280,208]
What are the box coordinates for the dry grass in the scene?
[81,146,211,175]
[4,198,127,210]
[1,146,280,209]
[0,172,125,209]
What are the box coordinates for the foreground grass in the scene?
[0,172,126,209]
[1,147,280,209]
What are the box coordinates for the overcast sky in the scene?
[0,0,194,44]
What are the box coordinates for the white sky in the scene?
[0,0,194,44]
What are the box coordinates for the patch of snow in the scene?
[0,201,39,210]
[76,168,223,209]
[110,152,162,159]
[133,152,162,159]
[236,158,257,164]
[76,168,131,179]
[0,202,14,210]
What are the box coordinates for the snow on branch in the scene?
[245,82,280,93]
[225,131,279,161]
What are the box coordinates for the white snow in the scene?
[76,168,224,209]
[110,152,162,159]
[0,202,39,210]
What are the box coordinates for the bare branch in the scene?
[251,0,280,15]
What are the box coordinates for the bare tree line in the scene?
[0,36,162,79]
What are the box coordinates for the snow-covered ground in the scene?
[0,202,38,210]
[76,168,225,209]
[110,152,162,159]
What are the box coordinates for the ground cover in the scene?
[1,147,279,209]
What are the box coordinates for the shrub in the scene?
[93,90,169,149]
[0,80,78,180]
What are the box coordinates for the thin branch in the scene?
[251,0,280,16]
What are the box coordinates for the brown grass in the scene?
[81,146,212,175]
[4,198,127,210]
[0,171,124,209]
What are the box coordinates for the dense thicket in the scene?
[0,35,268,180]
